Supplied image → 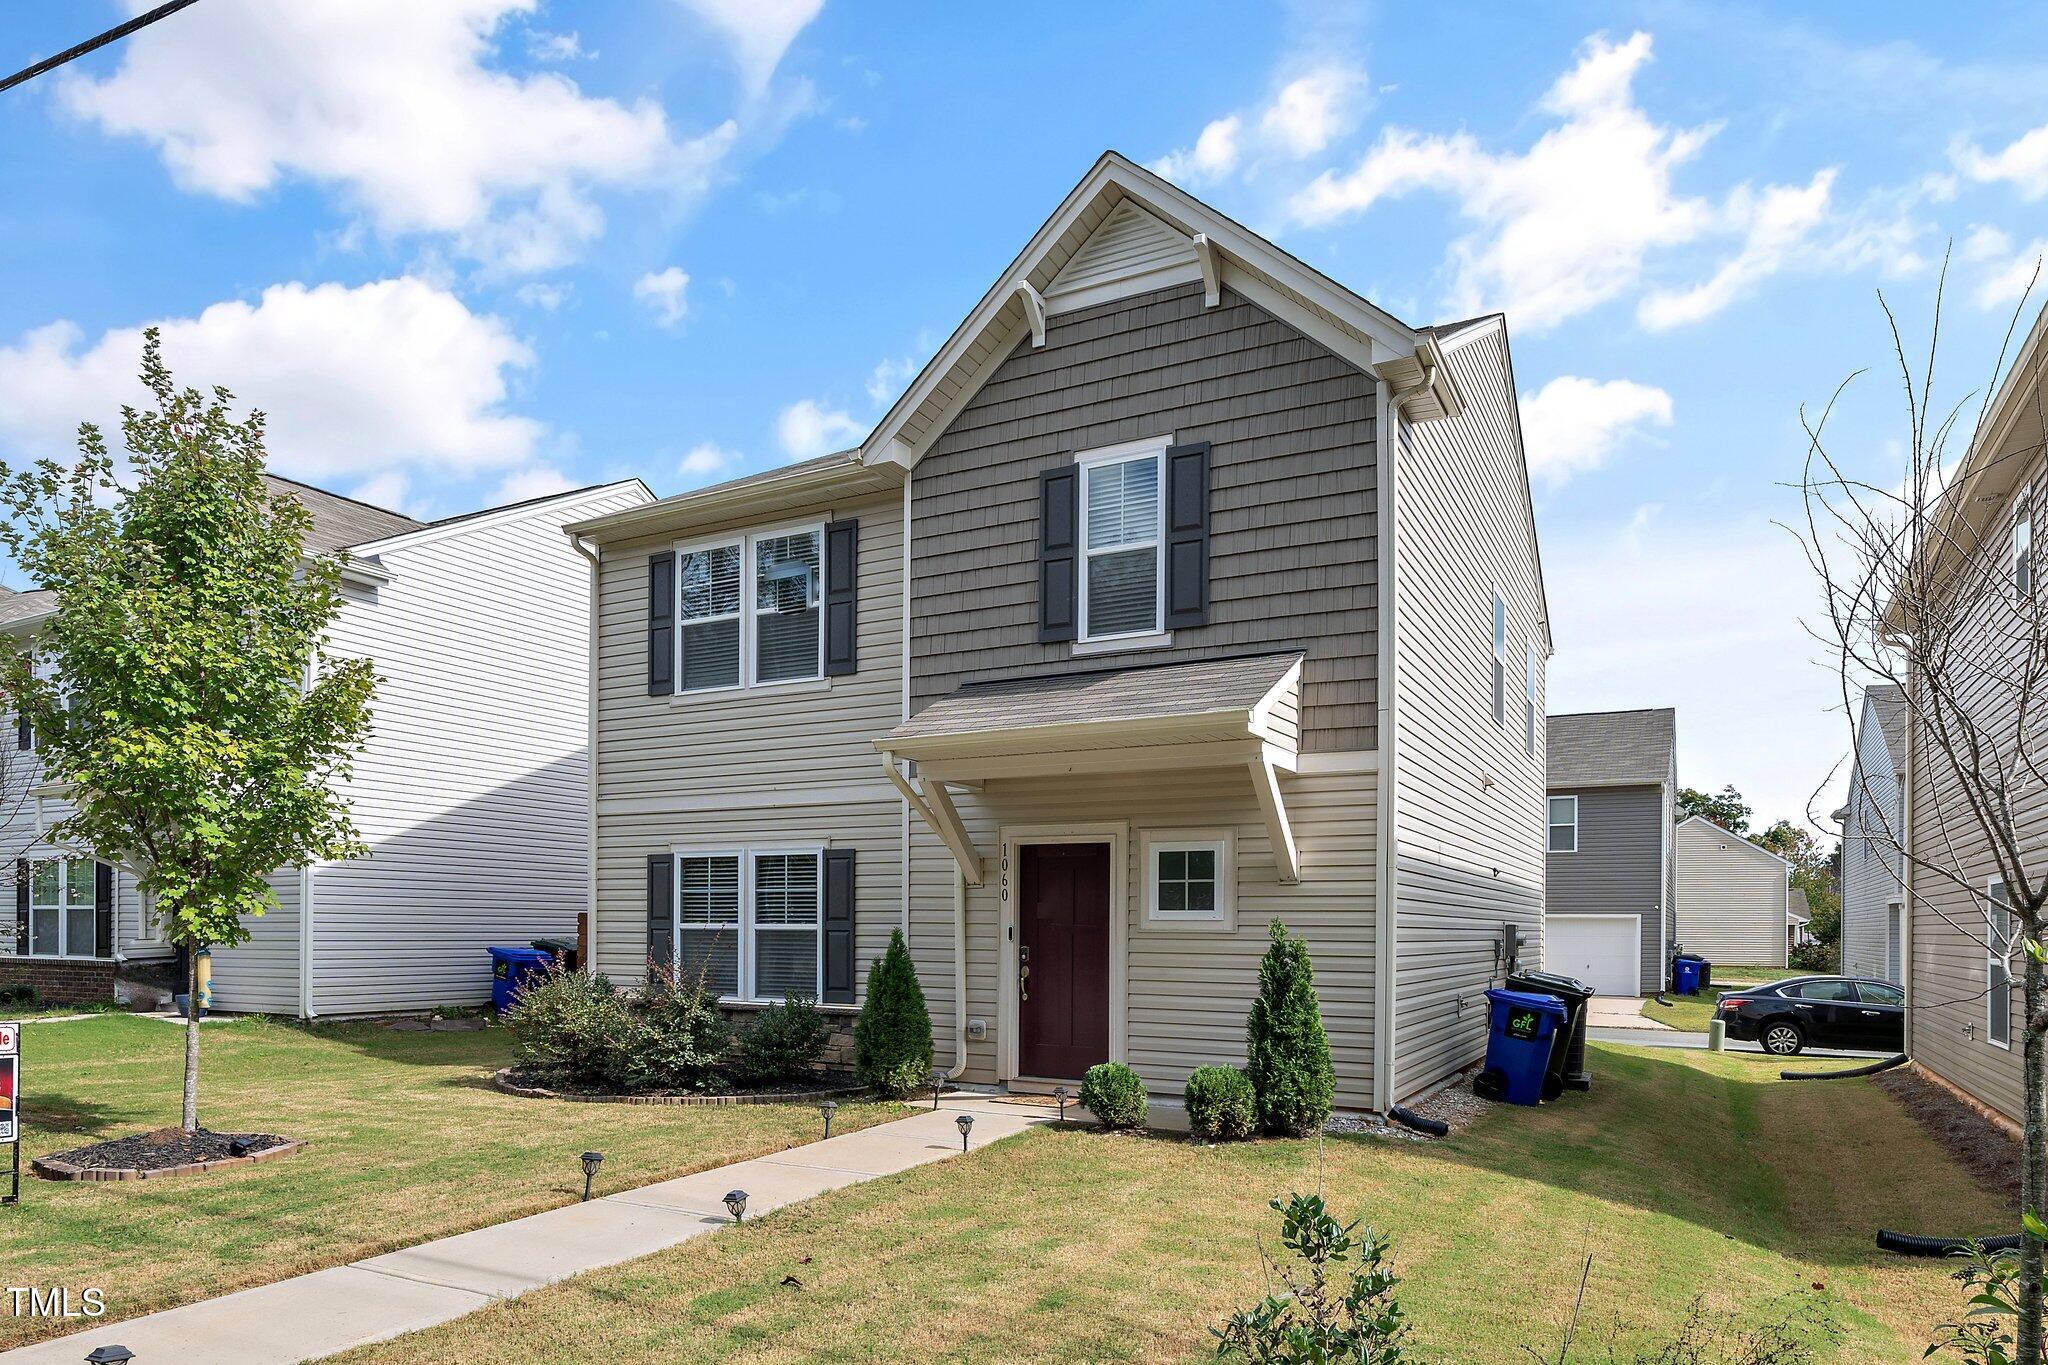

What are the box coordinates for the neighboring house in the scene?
[1542,708,1677,996]
[0,474,652,1012]
[1897,302,2048,1127]
[1835,684,1907,983]
[575,151,1551,1114]
[1674,816,1793,968]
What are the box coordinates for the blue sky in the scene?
[4,0,2048,834]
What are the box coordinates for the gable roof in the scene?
[260,474,423,554]
[1865,683,1908,767]
[1678,814,1794,869]
[0,586,57,628]
[857,151,1449,470]
[1547,708,1676,790]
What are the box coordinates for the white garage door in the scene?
[1546,915,1640,996]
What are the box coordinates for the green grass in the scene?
[6,1014,895,1350]
[342,1043,2005,1364]
[1641,993,1721,1032]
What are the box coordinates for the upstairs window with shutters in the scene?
[671,524,824,692]
[1079,439,1166,642]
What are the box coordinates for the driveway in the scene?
[1587,1025,1890,1059]
[1588,995,1670,1030]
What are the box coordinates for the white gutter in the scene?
[572,533,602,976]
[1371,374,1402,1113]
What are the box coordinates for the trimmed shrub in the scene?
[1080,1061,1148,1129]
[1246,920,1335,1137]
[508,962,728,1094]
[630,972,731,1092]
[854,930,933,1097]
[726,996,829,1087]
[1184,1065,1257,1142]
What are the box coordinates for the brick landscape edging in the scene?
[492,1067,868,1106]
[31,1138,308,1183]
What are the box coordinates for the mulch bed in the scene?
[494,1067,868,1107]
[33,1127,305,1182]
[1873,1065,2020,1197]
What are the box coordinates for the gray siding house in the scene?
[1674,816,1792,968]
[1836,684,1906,983]
[1543,709,1677,996]
[578,152,1551,1114]
[0,475,652,1013]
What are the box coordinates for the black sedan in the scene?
[1716,976,1905,1055]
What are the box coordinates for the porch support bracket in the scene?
[880,751,984,886]
[1248,746,1300,885]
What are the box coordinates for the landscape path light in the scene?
[956,1112,974,1151]
[580,1151,604,1202]
[724,1189,749,1223]
[820,1099,837,1139]
[1052,1085,1069,1126]
[85,1348,136,1365]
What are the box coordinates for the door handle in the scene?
[1860,1010,1881,1016]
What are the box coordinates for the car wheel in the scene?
[1761,1020,1805,1056]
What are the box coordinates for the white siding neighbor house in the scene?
[0,474,652,1014]
[578,152,1551,1114]
[1674,815,1793,969]
[1835,684,1907,983]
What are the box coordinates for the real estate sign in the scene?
[0,1021,17,1144]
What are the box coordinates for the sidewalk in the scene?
[7,1093,1057,1365]
[1586,995,1672,1031]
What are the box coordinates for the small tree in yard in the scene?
[0,332,374,1132]
[854,929,933,1097]
[1797,264,2048,1362]
[1246,920,1334,1137]
[1214,1192,1408,1364]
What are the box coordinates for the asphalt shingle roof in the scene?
[0,586,56,627]
[1547,707,1677,790]
[1867,684,1908,767]
[260,474,424,554]
[886,651,1302,743]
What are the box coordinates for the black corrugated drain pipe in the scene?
[1779,1053,1908,1082]
[1876,1230,2024,1258]
[1388,1106,1449,1137]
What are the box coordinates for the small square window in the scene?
[1547,796,1578,853]
[1142,831,1234,929]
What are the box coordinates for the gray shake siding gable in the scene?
[909,281,1376,752]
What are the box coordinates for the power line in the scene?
[0,1,202,96]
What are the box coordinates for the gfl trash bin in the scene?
[488,946,554,1014]
[1671,952,1708,997]
[1473,988,1569,1107]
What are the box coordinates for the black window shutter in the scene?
[824,518,859,677]
[646,853,674,983]
[16,711,29,751]
[13,858,26,955]
[647,553,676,697]
[823,848,856,1004]
[1038,465,1079,642]
[1164,441,1211,630]
[94,861,114,960]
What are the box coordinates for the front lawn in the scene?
[1641,993,1719,1032]
[5,1014,893,1350]
[343,1043,2004,1364]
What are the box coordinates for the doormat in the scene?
[989,1094,1066,1108]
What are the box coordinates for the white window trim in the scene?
[672,519,827,697]
[671,845,826,1004]
[1547,795,1578,854]
[1076,434,1171,645]
[25,855,98,961]
[2016,512,2033,597]
[1139,828,1237,931]
[1988,877,2013,1050]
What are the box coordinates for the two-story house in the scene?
[574,152,1550,1114]
[1543,708,1677,996]
[1,474,651,1013]
[1835,684,1906,983]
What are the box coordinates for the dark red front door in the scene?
[1018,842,1111,1080]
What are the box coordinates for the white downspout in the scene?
[1372,373,1403,1113]
[572,534,601,976]
[948,865,969,1079]
[298,649,319,1020]
[901,474,913,940]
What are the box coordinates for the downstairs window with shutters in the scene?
[27,858,97,958]
[672,849,824,1002]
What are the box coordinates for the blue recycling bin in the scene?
[488,946,553,1014]
[1476,988,1568,1106]
[1672,953,1707,997]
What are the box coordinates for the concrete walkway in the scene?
[1588,995,1672,1031]
[7,1093,1056,1365]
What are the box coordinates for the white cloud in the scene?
[1962,224,2048,310]
[679,442,741,481]
[1153,62,1363,184]
[774,399,864,459]
[0,278,541,480]
[1636,170,1837,330]
[633,267,691,327]
[351,472,414,517]
[671,0,824,95]
[1153,116,1244,183]
[514,281,571,311]
[59,0,739,274]
[1546,508,1843,832]
[1954,124,2048,200]
[525,28,587,61]
[1519,376,1674,488]
[491,465,576,503]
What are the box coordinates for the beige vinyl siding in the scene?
[209,484,650,1016]
[1840,696,1904,982]
[1673,819,1790,967]
[908,764,1379,1109]
[907,281,1379,752]
[1387,324,1548,1102]
[591,487,906,993]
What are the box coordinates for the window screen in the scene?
[677,853,740,996]
[678,544,742,691]
[1083,454,1161,638]
[752,852,821,1000]
[754,532,822,683]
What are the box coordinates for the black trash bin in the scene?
[1505,968,1595,1096]
[531,936,580,972]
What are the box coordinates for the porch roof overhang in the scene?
[876,652,1305,888]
